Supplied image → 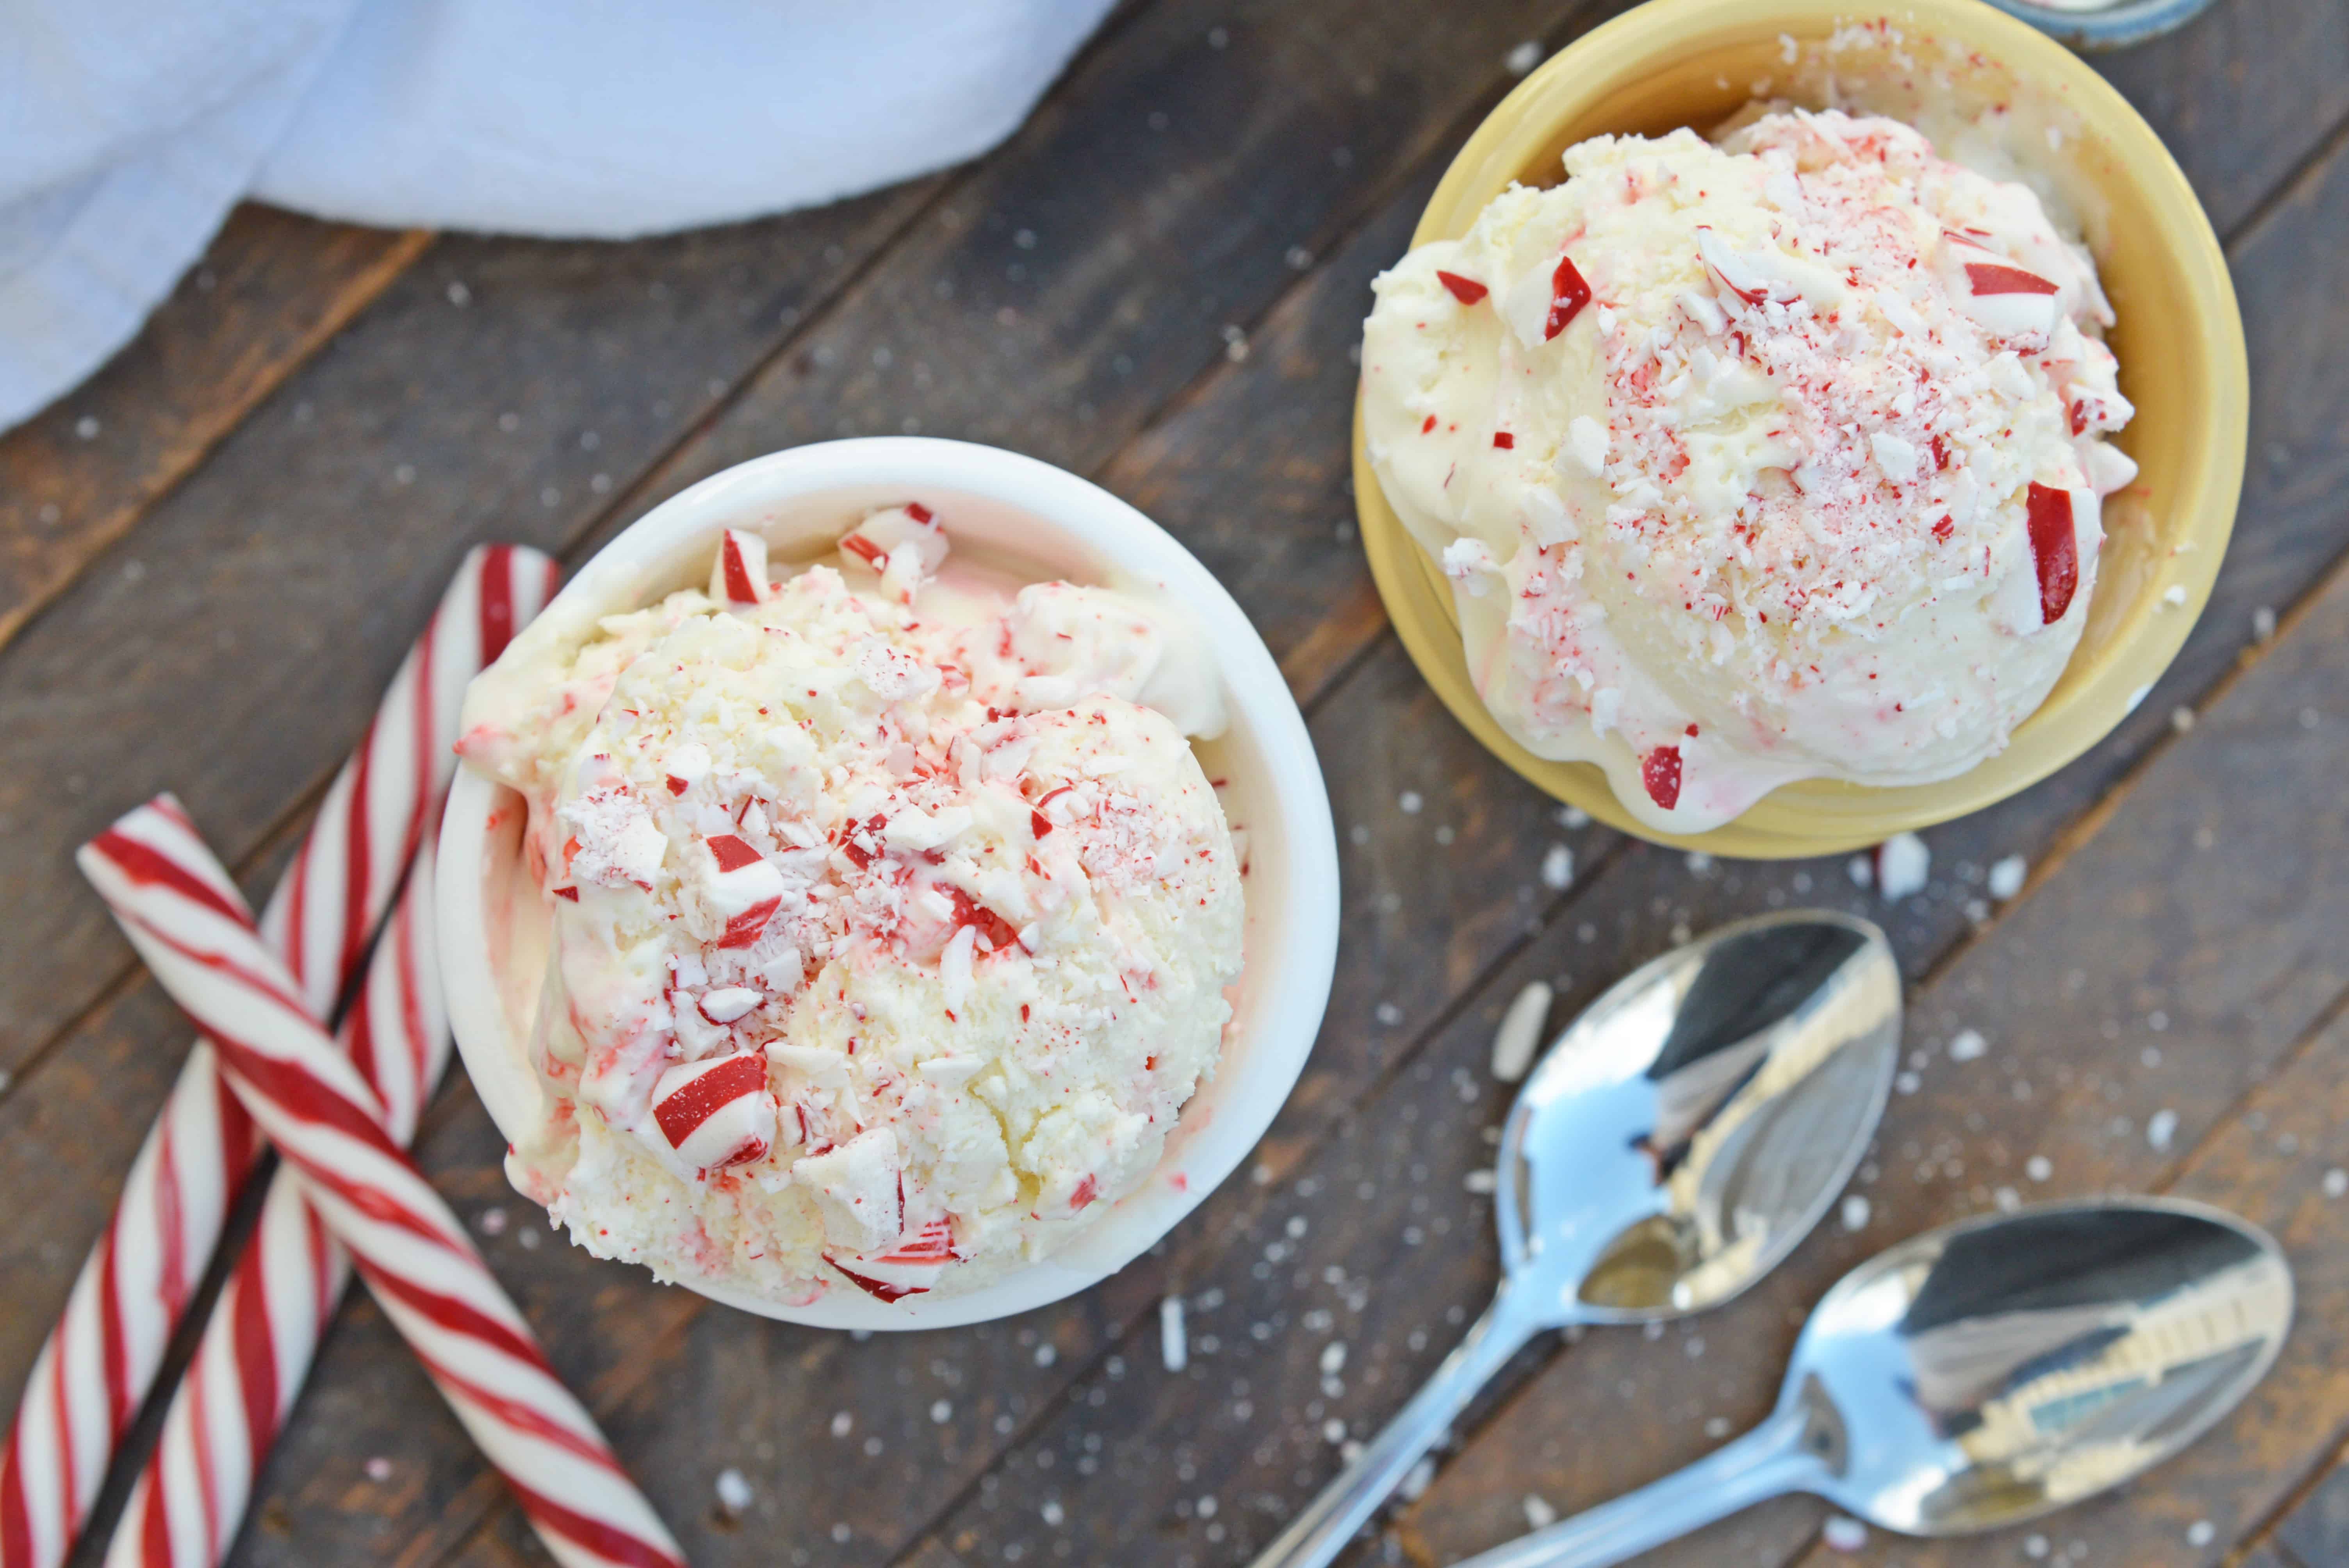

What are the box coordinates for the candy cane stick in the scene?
[79,801,684,1568]
[0,546,555,1568]
[104,841,445,1568]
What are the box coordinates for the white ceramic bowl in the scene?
[436,438,1341,1329]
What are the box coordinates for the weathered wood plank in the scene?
[0,207,430,652]
[1394,524,2349,1567]
[2276,1460,2349,1568]
[1755,1001,2349,1567]
[0,179,936,1080]
[574,0,1610,544]
[2091,0,2349,237]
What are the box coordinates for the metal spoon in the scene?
[1456,1196,2294,1568]
[1251,911,1901,1568]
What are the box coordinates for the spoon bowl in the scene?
[1459,1197,2293,1568]
[1251,912,1900,1568]
[1499,912,1899,1322]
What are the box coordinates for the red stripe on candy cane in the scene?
[3,546,557,1568]
[80,803,682,1568]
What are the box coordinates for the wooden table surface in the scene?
[6,2,2348,1564]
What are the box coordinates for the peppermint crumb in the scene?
[2026,1155,2053,1182]
[1840,1195,1870,1232]
[1034,1343,1057,1367]
[1986,855,2027,900]
[1555,804,1590,830]
[1398,789,1423,814]
[1684,851,1713,875]
[1875,833,1930,902]
[1322,1418,1347,1445]
[1540,843,1574,890]
[930,1399,952,1424]
[2253,606,2277,641]
[364,1457,392,1482]
[830,1411,852,1438]
[2171,705,2195,732]
[2325,1169,2347,1199]
[446,280,472,307]
[2025,1534,2050,1559]
[1948,1028,1988,1063]
[1041,1499,1065,1527]
[2147,1109,2178,1151]
[715,1468,752,1515]
[1399,1457,1436,1500]
[1994,1185,2021,1211]
[1847,853,1873,888]
[1464,1168,1499,1194]
[1490,980,1553,1082]
[1375,1001,1404,1026]
[1704,1416,1732,1438]
[1160,1296,1188,1372]
[74,416,100,440]
[517,1226,541,1249]
[1523,1495,1558,1529]
[2187,1520,2215,1547]
[477,1206,508,1235]
[1505,40,1542,75]
[1823,1515,1867,1552]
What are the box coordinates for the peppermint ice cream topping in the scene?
[1362,110,2137,832]
[458,509,1244,1304]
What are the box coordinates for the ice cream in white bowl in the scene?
[436,438,1339,1329]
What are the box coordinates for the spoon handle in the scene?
[1447,1407,1820,1568]
[1248,1289,1542,1568]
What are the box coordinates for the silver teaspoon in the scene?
[1455,1196,2292,1568]
[1250,911,1901,1568]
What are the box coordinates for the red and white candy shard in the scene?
[1939,232,2060,341]
[839,504,950,601]
[710,528,771,606]
[651,1052,777,1170]
[793,1127,903,1254]
[2025,482,2081,624]
[697,833,784,948]
[825,1219,959,1303]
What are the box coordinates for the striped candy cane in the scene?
[0,546,556,1568]
[104,842,445,1568]
[80,800,684,1568]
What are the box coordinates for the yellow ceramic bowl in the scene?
[1353,0,2246,858]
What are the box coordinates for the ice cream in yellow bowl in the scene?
[1353,0,2245,856]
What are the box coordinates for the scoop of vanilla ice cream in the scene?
[457,513,1243,1306]
[1361,109,2135,833]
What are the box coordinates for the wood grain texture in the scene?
[0,180,936,1080]
[3,0,2347,1564]
[2276,1459,2349,1568]
[1395,514,2349,1567]
[1763,999,2349,1568]
[0,207,430,653]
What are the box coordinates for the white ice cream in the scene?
[457,506,1244,1305]
[1361,109,2137,832]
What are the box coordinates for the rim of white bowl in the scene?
[436,437,1341,1329]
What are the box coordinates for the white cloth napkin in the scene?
[0,0,1116,432]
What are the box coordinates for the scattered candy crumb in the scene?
[1986,855,2027,900]
[1840,1195,1870,1232]
[1874,833,1930,902]
[1522,1495,1558,1529]
[364,1456,392,1483]
[714,1467,752,1515]
[1160,1295,1188,1372]
[1948,1028,1988,1063]
[2147,1108,2178,1151]
[1540,843,1574,890]
[1823,1515,1867,1552]
[1489,981,1553,1082]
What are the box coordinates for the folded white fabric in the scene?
[0,0,1116,431]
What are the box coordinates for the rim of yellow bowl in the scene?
[1353,0,2247,859]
